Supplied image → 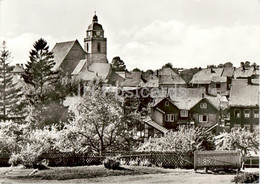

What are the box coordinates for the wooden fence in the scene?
[40,151,194,168]
[244,156,259,168]
[0,151,257,169]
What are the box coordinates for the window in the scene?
[165,101,169,106]
[234,109,240,118]
[216,83,221,88]
[199,115,208,122]
[254,110,259,118]
[86,43,89,52]
[200,103,207,109]
[180,110,188,117]
[97,42,101,53]
[244,109,250,118]
[165,114,174,122]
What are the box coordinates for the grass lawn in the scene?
[3,165,172,180]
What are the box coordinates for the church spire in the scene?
[92,11,98,23]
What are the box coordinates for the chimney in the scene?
[202,92,205,98]
[248,77,252,85]
[242,65,246,71]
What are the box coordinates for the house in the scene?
[120,71,145,88]
[190,67,235,96]
[150,88,222,133]
[154,67,186,88]
[234,66,259,79]
[107,70,126,86]
[189,96,220,134]
[229,79,259,131]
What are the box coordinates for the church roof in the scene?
[87,23,103,31]
[51,40,78,71]
[71,59,87,75]
[87,14,103,31]
[72,60,111,81]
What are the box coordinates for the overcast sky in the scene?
[0,0,260,70]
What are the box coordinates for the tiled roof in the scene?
[190,68,223,84]
[212,76,227,83]
[234,67,259,78]
[158,67,177,76]
[222,67,235,77]
[229,79,259,107]
[142,76,159,88]
[143,117,168,134]
[52,40,77,71]
[152,88,221,110]
[71,59,87,75]
[159,75,186,85]
[169,88,206,110]
[121,71,143,87]
[72,60,111,81]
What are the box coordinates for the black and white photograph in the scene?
[0,0,259,183]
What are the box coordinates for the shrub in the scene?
[104,156,120,170]
[120,159,127,166]
[139,158,152,167]
[137,126,215,154]
[231,172,259,183]
[129,159,139,166]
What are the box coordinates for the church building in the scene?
[51,13,111,82]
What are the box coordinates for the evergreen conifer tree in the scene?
[0,41,25,121]
[23,38,59,105]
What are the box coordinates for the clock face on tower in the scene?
[96,31,101,36]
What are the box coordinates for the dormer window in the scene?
[165,101,169,106]
[200,103,207,109]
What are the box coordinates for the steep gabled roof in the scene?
[72,59,111,81]
[222,67,235,77]
[212,76,227,83]
[152,88,221,110]
[159,75,186,85]
[52,40,79,71]
[158,67,177,76]
[234,67,259,79]
[71,59,87,75]
[190,68,223,84]
[229,79,259,107]
[143,117,168,134]
[142,75,159,88]
[121,71,144,87]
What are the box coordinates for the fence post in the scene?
[194,151,197,171]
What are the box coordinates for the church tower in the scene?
[84,13,108,65]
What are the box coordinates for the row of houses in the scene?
[10,14,259,139]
